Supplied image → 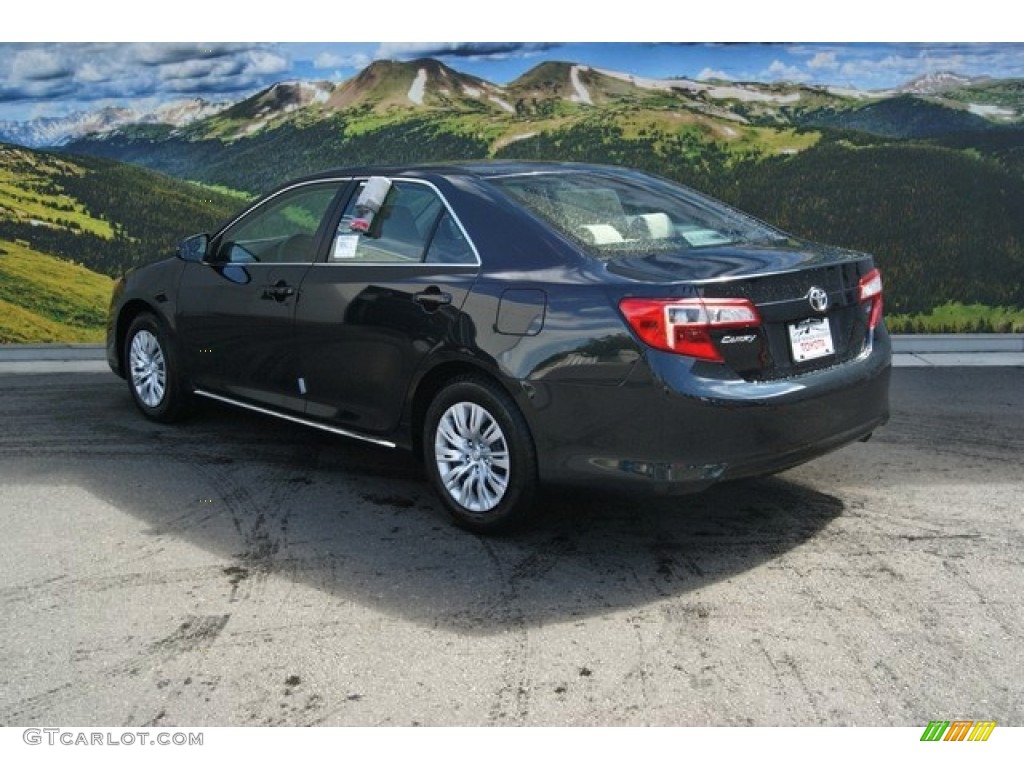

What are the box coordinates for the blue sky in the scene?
[2,42,1023,122]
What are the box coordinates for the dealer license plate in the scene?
[788,317,834,363]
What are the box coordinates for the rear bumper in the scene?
[530,331,891,493]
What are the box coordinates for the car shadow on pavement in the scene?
[21,380,845,635]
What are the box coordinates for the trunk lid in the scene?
[609,241,879,381]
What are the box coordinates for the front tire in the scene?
[424,376,538,534]
[124,312,190,423]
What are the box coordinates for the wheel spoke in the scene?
[452,403,470,436]
[438,420,462,449]
[458,469,478,508]
[480,420,502,444]
[442,460,473,483]
[436,447,464,463]
[468,403,484,435]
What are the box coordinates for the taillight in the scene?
[859,268,884,330]
[619,297,761,362]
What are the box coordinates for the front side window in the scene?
[216,182,342,264]
[330,181,448,263]
[488,171,782,258]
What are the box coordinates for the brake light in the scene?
[619,297,761,362]
[859,268,884,330]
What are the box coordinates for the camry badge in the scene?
[720,334,758,344]
[807,286,829,313]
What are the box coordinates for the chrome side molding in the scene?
[193,389,397,449]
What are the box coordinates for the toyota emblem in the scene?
[807,286,829,313]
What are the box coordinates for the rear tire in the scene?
[124,312,191,423]
[423,376,538,534]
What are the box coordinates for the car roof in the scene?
[297,160,632,184]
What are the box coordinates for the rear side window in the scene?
[424,212,476,264]
[331,181,444,263]
[489,171,780,258]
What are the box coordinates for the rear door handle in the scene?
[413,289,452,307]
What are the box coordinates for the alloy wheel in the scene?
[129,329,167,408]
[434,401,511,512]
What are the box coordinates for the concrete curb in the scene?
[892,353,1024,368]
[891,334,1024,353]
[0,344,105,361]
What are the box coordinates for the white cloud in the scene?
[314,52,343,68]
[764,59,811,83]
[808,51,838,70]
[131,43,207,67]
[0,42,298,120]
[375,42,558,61]
[245,50,289,76]
[77,61,110,84]
[698,67,732,81]
[11,49,71,81]
[804,43,1024,89]
[314,51,370,70]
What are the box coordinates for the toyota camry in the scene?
[107,161,891,533]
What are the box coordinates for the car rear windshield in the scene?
[488,170,782,258]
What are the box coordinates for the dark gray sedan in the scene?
[107,161,890,532]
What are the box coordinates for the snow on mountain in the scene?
[594,66,801,104]
[899,72,978,94]
[0,107,130,148]
[967,103,1016,119]
[143,98,227,126]
[221,81,334,123]
[569,65,592,105]
[593,67,701,92]
[825,85,895,100]
[489,95,515,113]
[0,98,226,148]
[408,68,427,105]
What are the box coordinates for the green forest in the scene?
[0,143,241,342]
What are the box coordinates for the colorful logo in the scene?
[920,720,996,741]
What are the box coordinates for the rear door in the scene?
[176,180,347,410]
[294,178,480,435]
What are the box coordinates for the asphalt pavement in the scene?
[0,364,1021,726]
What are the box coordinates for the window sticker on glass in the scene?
[678,226,732,248]
[332,233,360,260]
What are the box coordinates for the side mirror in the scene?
[177,233,209,263]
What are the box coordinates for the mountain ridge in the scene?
[5,58,1022,149]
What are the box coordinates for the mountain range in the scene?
[2,59,1021,149]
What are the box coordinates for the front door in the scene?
[176,180,346,411]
